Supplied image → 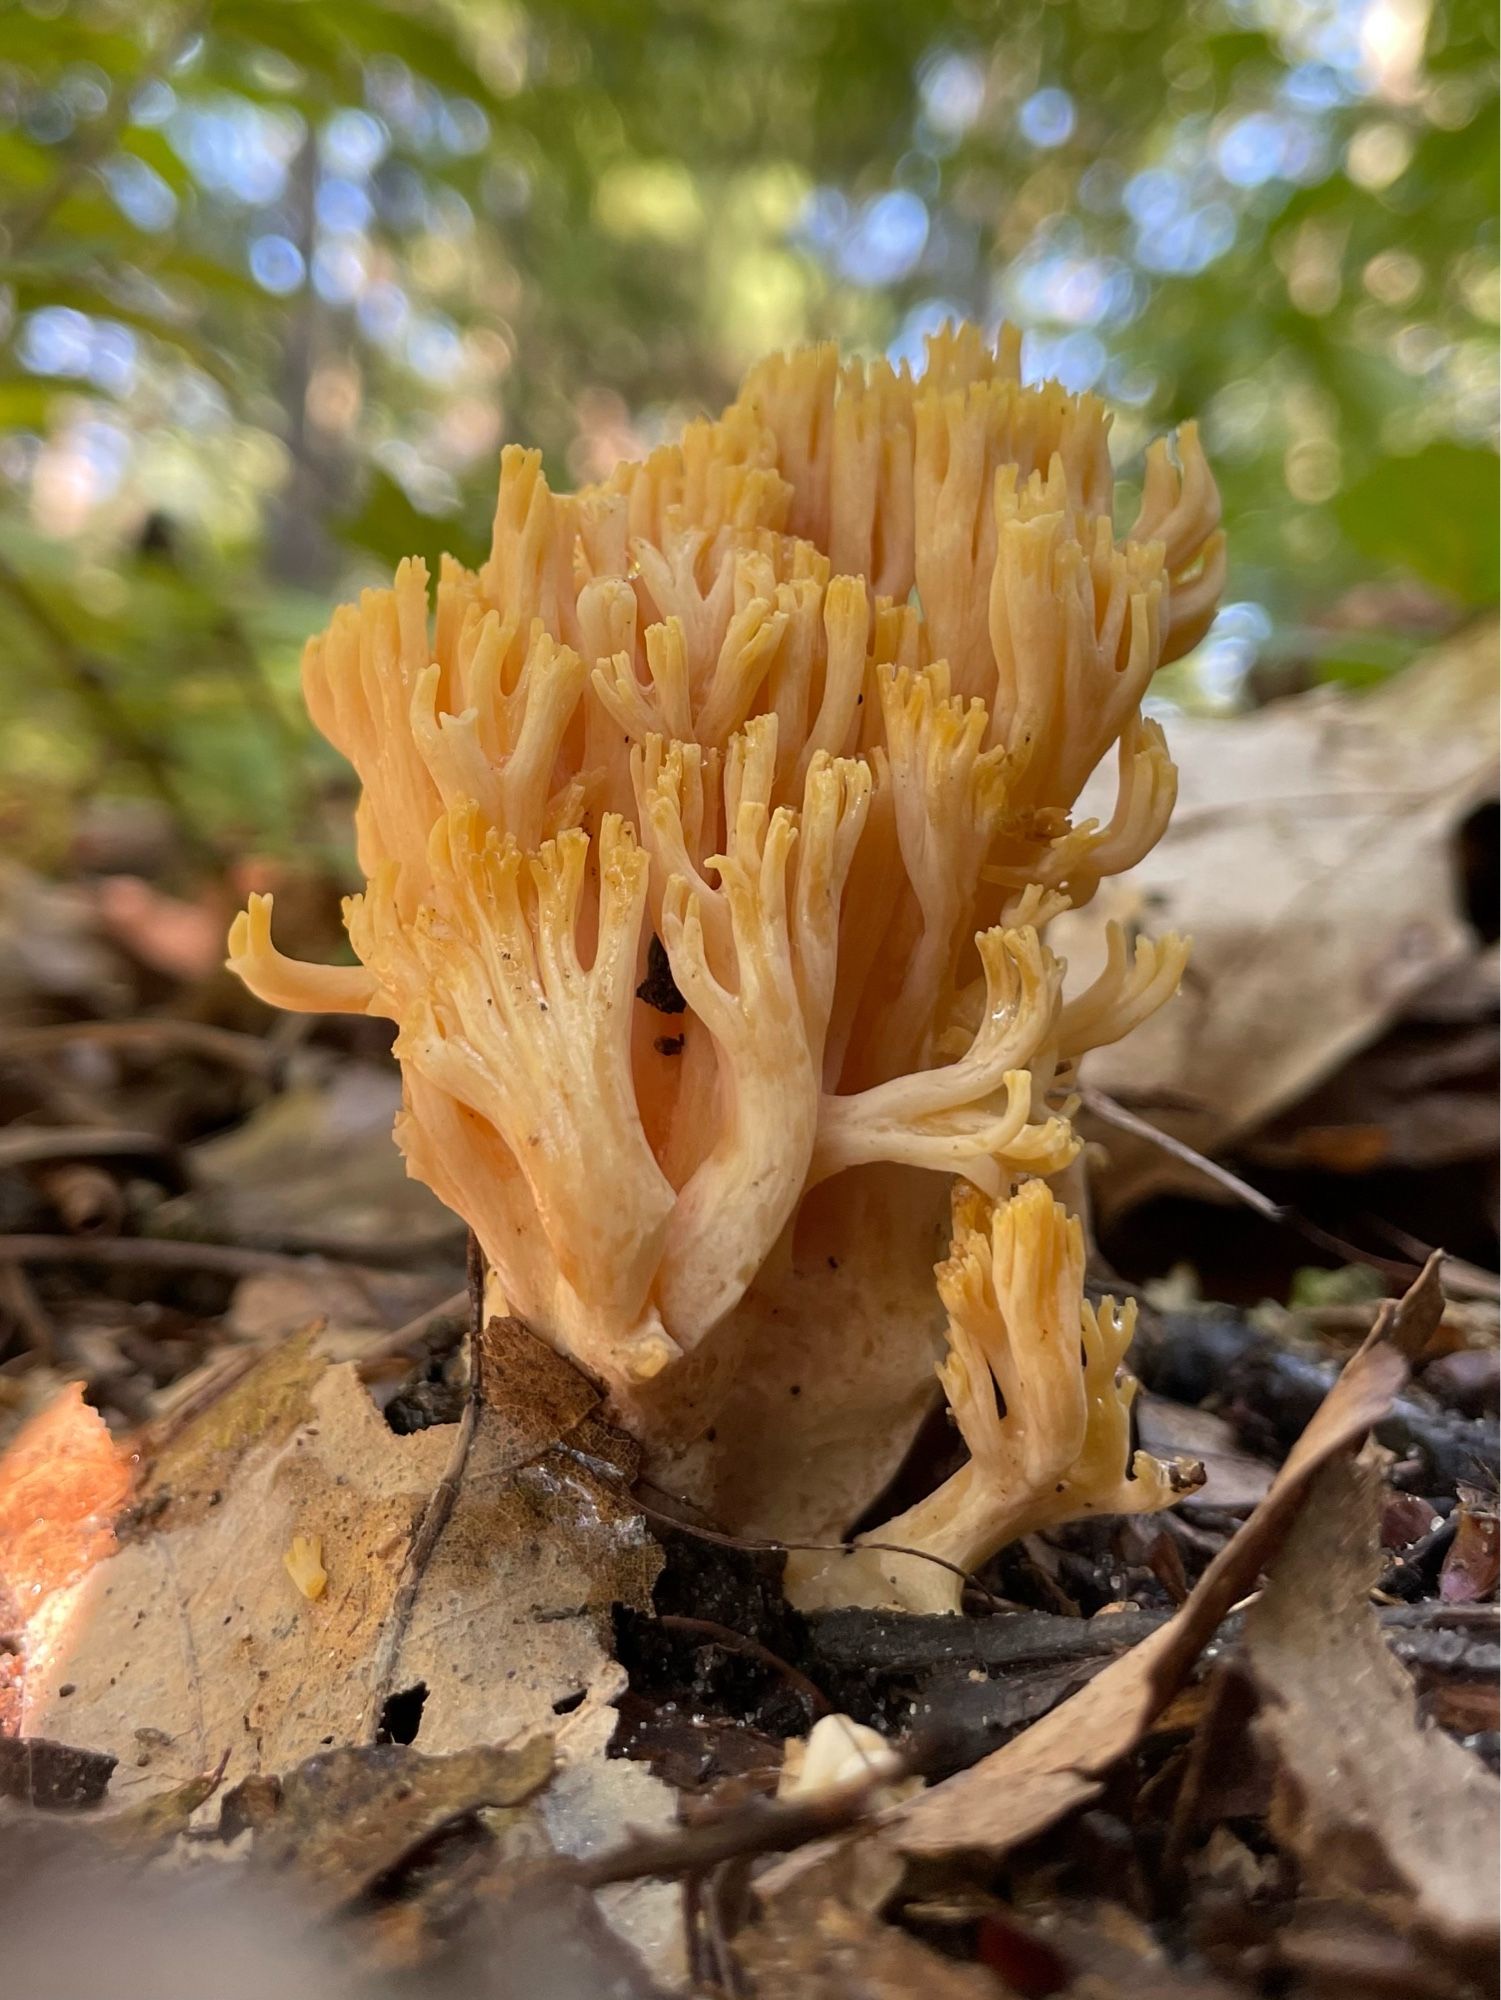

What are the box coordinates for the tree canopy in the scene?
[0,0,1495,859]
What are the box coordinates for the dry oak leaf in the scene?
[19,1338,458,1800]
[20,1325,665,1826]
[1247,1452,1500,1951]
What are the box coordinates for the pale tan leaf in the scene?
[1062,621,1498,1213]
[19,1346,458,1799]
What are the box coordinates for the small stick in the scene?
[0,1020,278,1075]
[0,1233,397,1280]
[1081,1087,1421,1282]
[0,1127,173,1170]
[362,1236,485,1738]
[633,1484,1012,1612]
[355,1290,471,1375]
[360,1396,477,1741]
[564,1754,918,1890]
[653,1614,831,1719]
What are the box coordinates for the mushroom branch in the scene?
[226,320,1219,1546]
[785,1180,1204,1615]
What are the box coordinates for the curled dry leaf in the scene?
[1246,1453,1500,1952]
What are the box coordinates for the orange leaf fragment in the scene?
[0,1384,131,1614]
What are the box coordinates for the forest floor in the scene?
[0,645,1496,1998]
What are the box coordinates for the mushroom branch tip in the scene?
[225,316,1222,1536]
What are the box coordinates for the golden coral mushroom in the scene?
[226,318,1220,1534]
[785,1180,1202,1614]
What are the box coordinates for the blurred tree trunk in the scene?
[265,133,344,590]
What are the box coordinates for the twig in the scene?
[360,1393,477,1741]
[0,1020,278,1075]
[562,1755,916,1891]
[654,1615,830,1719]
[356,1289,470,1376]
[0,1126,174,1170]
[360,1237,483,1738]
[0,1233,403,1280]
[1361,1213,1500,1303]
[633,1484,1011,1612]
[1081,1087,1421,1282]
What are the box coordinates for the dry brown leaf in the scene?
[737,1897,1006,1998]
[245,1736,554,1917]
[1062,620,1498,1214]
[377,1317,662,1754]
[867,1318,1411,1862]
[1247,1454,1500,1950]
[19,1343,458,1799]
[19,1325,667,1819]
[13,1319,683,1972]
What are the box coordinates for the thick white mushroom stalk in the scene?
[227,320,1221,1560]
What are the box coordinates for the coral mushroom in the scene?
[784,1180,1202,1614]
[228,322,1220,1565]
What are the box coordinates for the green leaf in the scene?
[1336,443,1501,607]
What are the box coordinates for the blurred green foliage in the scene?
[0,0,1495,867]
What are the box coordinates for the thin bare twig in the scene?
[0,1233,407,1280]
[633,1484,1011,1612]
[562,1753,916,1891]
[356,1289,470,1376]
[0,1127,174,1170]
[361,1394,477,1741]
[654,1615,830,1719]
[361,1243,482,1738]
[1080,1086,1421,1282]
[0,1020,278,1075]
[1362,1213,1500,1303]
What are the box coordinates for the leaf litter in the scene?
[1,753,1497,1993]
